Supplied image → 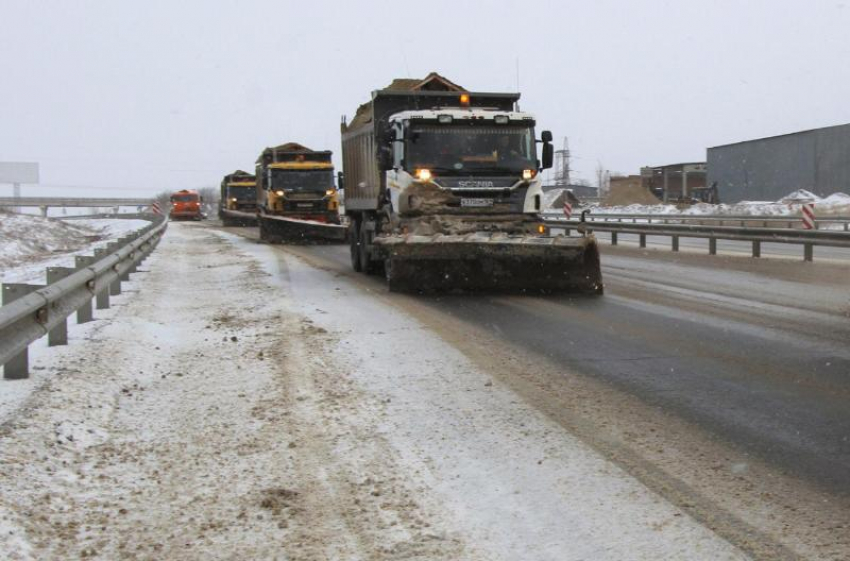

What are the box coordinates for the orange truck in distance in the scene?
[169,189,204,221]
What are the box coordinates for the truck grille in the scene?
[435,176,520,192]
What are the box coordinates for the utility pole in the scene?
[553,137,571,188]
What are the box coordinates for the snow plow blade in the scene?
[220,209,258,227]
[259,214,347,244]
[377,233,603,294]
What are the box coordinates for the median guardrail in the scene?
[0,214,167,379]
[545,212,850,231]
[545,215,850,261]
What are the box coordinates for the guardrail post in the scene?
[752,240,761,258]
[804,243,813,262]
[93,249,111,309]
[74,256,95,323]
[672,236,679,252]
[639,233,646,248]
[2,284,41,379]
[611,232,618,246]
[46,267,75,346]
[709,238,717,255]
[106,242,123,295]
[117,239,132,280]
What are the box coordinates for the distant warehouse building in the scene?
[707,123,850,203]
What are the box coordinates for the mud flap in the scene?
[378,233,603,294]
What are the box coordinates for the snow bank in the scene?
[779,189,821,203]
[574,188,850,217]
[821,192,850,205]
[0,211,99,269]
[0,214,150,284]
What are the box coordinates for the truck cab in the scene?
[256,143,340,224]
[220,171,257,212]
[384,104,551,219]
[169,189,203,221]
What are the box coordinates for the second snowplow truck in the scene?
[219,170,257,226]
[341,73,602,293]
[255,143,345,243]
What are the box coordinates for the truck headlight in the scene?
[416,168,432,182]
[275,190,284,196]
[325,189,335,196]
[231,197,237,202]
[522,169,536,180]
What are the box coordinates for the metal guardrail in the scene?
[0,215,168,379]
[545,216,850,261]
[544,212,850,231]
[0,197,153,208]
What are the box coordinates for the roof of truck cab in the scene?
[389,108,535,123]
[256,142,334,163]
[268,161,334,170]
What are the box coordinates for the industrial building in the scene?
[640,163,708,202]
[707,123,850,203]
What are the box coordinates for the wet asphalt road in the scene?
[274,238,850,498]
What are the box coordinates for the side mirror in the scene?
[541,142,554,170]
[377,145,393,170]
[337,172,345,191]
[541,130,553,143]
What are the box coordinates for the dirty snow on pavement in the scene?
[0,212,150,284]
[0,222,748,560]
[225,229,749,560]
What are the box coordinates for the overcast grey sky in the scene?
[1,0,849,197]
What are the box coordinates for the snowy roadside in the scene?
[0,214,150,284]
[0,223,748,560]
[543,188,850,220]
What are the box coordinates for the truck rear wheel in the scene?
[359,227,374,274]
[349,219,362,272]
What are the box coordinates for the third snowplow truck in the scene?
[341,73,602,293]
[255,143,345,243]
[219,170,257,226]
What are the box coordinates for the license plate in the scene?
[297,203,314,208]
[460,198,494,207]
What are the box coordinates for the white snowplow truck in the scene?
[340,74,603,293]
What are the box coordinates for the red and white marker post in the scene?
[563,201,573,220]
[150,201,162,215]
[801,202,815,230]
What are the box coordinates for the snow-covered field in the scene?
[0,223,750,560]
[0,212,150,284]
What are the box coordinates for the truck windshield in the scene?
[270,169,333,191]
[171,195,198,202]
[407,125,536,174]
[227,186,254,200]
